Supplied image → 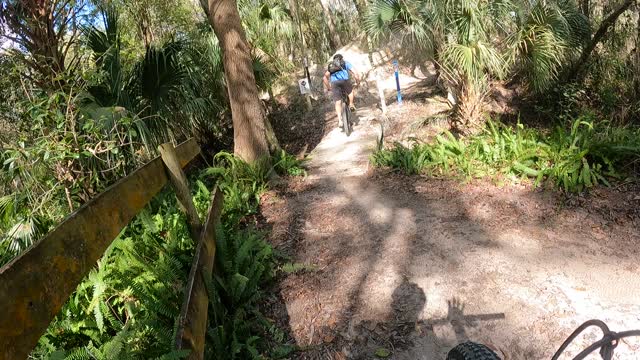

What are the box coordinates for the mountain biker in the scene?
[323,54,361,129]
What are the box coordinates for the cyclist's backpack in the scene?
[328,57,346,74]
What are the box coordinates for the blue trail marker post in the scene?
[393,60,402,105]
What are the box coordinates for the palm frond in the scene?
[365,0,437,60]
[442,40,505,81]
[508,0,587,92]
[84,5,124,108]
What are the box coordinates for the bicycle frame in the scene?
[552,319,640,360]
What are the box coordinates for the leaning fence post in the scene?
[0,139,200,360]
[159,143,226,360]
[174,187,224,360]
[159,142,202,239]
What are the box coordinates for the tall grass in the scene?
[372,118,640,192]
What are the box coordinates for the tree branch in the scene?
[566,0,634,81]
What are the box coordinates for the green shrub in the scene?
[31,151,284,359]
[202,152,269,225]
[0,91,146,265]
[372,118,640,192]
[32,192,196,359]
[205,228,275,359]
[371,142,433,175]
[272,150,306,177]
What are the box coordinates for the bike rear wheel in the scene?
[446,341,501,360]
[342,100,351,136]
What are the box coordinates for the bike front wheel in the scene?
[446,342,501,360]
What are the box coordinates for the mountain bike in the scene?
[447,319,640,360]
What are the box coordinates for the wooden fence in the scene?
[0,139,223,360]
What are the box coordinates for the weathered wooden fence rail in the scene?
[0,139,223,360]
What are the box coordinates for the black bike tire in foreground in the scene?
[446,341,501,360]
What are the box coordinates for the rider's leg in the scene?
[335,100,343,126]
[348,90,355,110]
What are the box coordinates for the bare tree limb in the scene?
[566,0,634,81]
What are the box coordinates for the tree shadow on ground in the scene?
[261,172,514,359]
[261,166,640,359]
[262,70,640,360]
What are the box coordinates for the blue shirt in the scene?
[330,61,353,82]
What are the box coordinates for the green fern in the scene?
[31,150,286,359]
[372,117,640,192]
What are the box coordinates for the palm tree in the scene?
[84,7,206,149]
[507,0,589,92]
[436,0,513,133]
[84,5,280,153]
[238,0,296,64]
[365,0,593,133]
[366,0,512,133]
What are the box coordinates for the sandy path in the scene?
[262,77,640,360]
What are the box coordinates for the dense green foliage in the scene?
[367,0,640,190]
[0,88,148,265]
[372,118,640,192]
[0,0,311,355]
[27,152,304,359]
[2,0,640,357]
[0,0,302,263]
[365,0,639,130]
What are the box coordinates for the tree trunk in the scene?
[566,0,634,81]
[138,10,155,49]
[264,112,281,153]
[318,0,342,50]
[0,0,78,90]
[203,0,272,163]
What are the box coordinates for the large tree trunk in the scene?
[318,0,342,50]
[202,0,272,163]
[566,0,634,81]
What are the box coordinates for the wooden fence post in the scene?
[159,142,202,239]
[0,139,200,360]
[174,188,224,359]
[159,142,225,360]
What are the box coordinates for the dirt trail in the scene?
[263,56,640,360]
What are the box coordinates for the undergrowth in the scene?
[372,118,640,192]
[273,150,306,177]
[29,150,304,359]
